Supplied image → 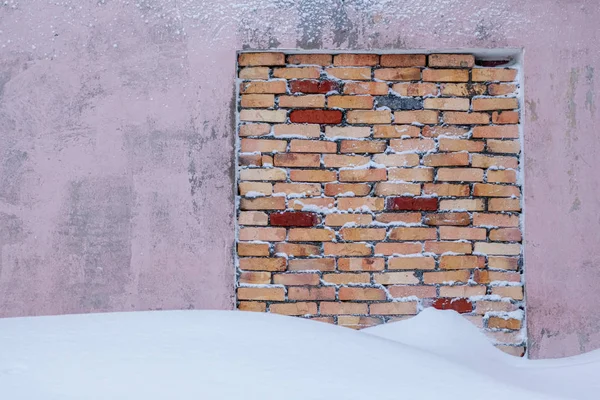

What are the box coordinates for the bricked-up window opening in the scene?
[235,51,524,357]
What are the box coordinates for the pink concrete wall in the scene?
[0,0,598,359]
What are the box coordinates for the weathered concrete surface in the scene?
[0,0,599,358]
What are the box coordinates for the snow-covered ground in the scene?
[0,309,597,400]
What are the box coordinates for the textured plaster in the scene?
[0,0,599,358]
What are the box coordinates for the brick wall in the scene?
[235,51,524,356]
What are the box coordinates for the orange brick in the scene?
[439,226,486,240]
[394,110,439,124]
[237,287,285,301]
[291,198,335,211]
[440,83,486,96]
[240,197,286,210]
[488,271,521,282]
[389,285,437,298]
[239,182,273,196]
[423,69,469,82]
[239,67,269,79]
[424,152,469,167]
[324,183,371,196]
[487,170,518,183]
[239,123,271,137]
[424,212,470,226]
[437,168,484,182]
[273,243,320,257]
[488,256,519,271]
[374,271,419,285]
[326,67,371,80]
[473,125,519,139]
[375,182,421,196]
[338,316,383,329]
[473,213,519,227]
[340,228,386,241]
[423,183,469,197]
[273,273,320,285]
[388,257,435,270]
[473,98,519,111]
[490,228,522,242]
[278,95,325,108]
[439,199,485,211]
[239,271,271,284]
[388,167,434,182]
[374,68,421,81]
[344,81,388,95]
[488,83,517,95]
[287,54,332,66]
[389,138,436,153]
[424,98,470,111]
[273,183,321,197]
[347,110,391,124]
[370,302,418,315]
[491,286,523,300]
[475,300,518,314]
[273,67,320,79]
[374,125,420,138]
[440,285,487,297]
[375,212,422,224]
[428,54,474,68]
[238,243,270,257]
[270,302,317,316]
[424,241,472,254]
[380,54,426,67]
[472,68,518,82]
[337,257,385,271]
[274,153,320,167]
[240,109,287,123]
[337,197,385,211]
[290,140,337,153]
[422,126,469,138]
[324,243,371,256]
[288,228,335,242]
[492,111,520,124]
[423,270,470,284]
[473,184,520,197]
[327,95,374,109]
[389,227,436,241]
[439,138,485,152]
[288,287,336,300]
[261,155,273,166]
[240,80,287,94]
[472,154,519,169]
[239,169,287,182]
[440,255,485,269]
[274,123,321,137]
[374,243,423,255]
[320,302,368,315]
[239,52,285,66]
[239,211,269,226]
[290,170,337,182]
[339,169,387,182]
[288,258,335,271]
[241,138,287,153]
[339,287,386,301]
[334,54,379,66]
[241,94,275,108]
[488,317,522,330]
[322,273,371,284]
[239,227,286,241]
[340,140,387,153]
[474,242,520,256]
[392,83,437,96]
[443,112,490,124]
[238,301,266,312]
[488,198,521,212]
[323,153,370,168]
[373,154,420,167]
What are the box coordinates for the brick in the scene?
[374,68,421,81]
[239,67,269,79]
[443,112,490,124]
[440,285,487,297]
[473,213,519,227]
[238,242,270,257]
[432,298,473,313]
[497,346,525,357]
[239,52,285,66]
[288,258,335,271]
[386,197,438,211]
[339,287,386,301]
[472,98,519,111]
[287,54,332,66]
[338,257,385,271]
[273,273,320,286]
[241,138,287,153]
[327,95,374,109]
[473,125,519,139]
[273,243,320,257]
[241,94,275,108]
[440,83,486,97]
[429,54,474,68]
[270,302,317,316]
[274,124,321,138]
[239,211,269,226]
[380,54,426,67]
[239,227,286,241]
[373,154,420,167]
[344,81,389,95]
[474,242,520,256]
[473,270,490,284]
[262,155,273,166]
[487,170,517,183]
[273,67,320,79]
[278,95,325,108]
[370,302,418,315]
[425,241,473,255]
[375,182,421,196]
[325,126,371,139]
[424,152,469,167]
[490,228,522,242]
[324,182,371,196]
[374,243,423,256]
[423,69,469,82]
[475,301,518,314]
[290,169,337,182]
[439,138,485,152]
[347,110,392,124]
[334,54,379,66]
[338,316,383,329]
[423,183,469,197]
[337,197,385,211]
[270,212,318,227]
[388,168,434,182]
[340,228,386,241]
[238,301,266,312]
[310,316,336,324]
[424,98,470,111]
[239,123,271,137]
[339,169,387,182]
[289,80,339,94]
[273,183,321,197]
[273,153,320,167]
[288,228,335,242]
[488,83,517,96]
[488,317,522,330]
[326,67,371,80]
[324,243,371,256]
[374,271,420,285]
[288,287,336,301]
[322,273,371,285]
[239,182,273,196]
[392,83,437,96]
[291,198,335,211]
[473,184,520,197]
[492,111,520,124]
[320,302,368,315]
[289,109,342,124]
[388,257,435,270]
[440,255,485,269]
[239,271,271,284]
[241,80,287,94]
[340,140,387,153]
[239,169,287,182]
[240,197,286,210]
[290,140,337,153]
[488,198,521,212]
[472,68,518,82]
[237,154,259,168]
[237,287,285,301]
[394,110,439,124]
[240,109,287,123]
[439,199,485,211]
[389,138,436,152]
[389,285,437,298]
[422,125,469,138]
[423,270,470,284]
[437,168,484,182]
[440,226,486,241]
[389,227,436,241]
[375,212,421,224]
[491,286,524,300]
[424,212,470,226]
[488,256,519,271]
[488,271,521,282]
[373,126,419,140]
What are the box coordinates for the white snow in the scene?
[0,309,598,400]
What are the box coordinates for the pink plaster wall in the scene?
[0,0,598,359]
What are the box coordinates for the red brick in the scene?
[380,54,426,67]
[386,197,438,211]
[289,110,342,124]
[270,212,318,227]
[432,298,473,313]
[290,80,339,94]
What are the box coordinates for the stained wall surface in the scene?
[0,0,599,359]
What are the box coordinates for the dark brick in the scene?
[424,212,470,226]
[432,298,473,313]
[239,154,262,166]
[386,197,438,211]
[375,96,423,110]
[289,80,339,94]
[473,269,490,284]
[475,59,512,67]
[270,212,318,227]
[289,110,342,124]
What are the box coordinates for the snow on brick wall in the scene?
[234,51,524,356]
